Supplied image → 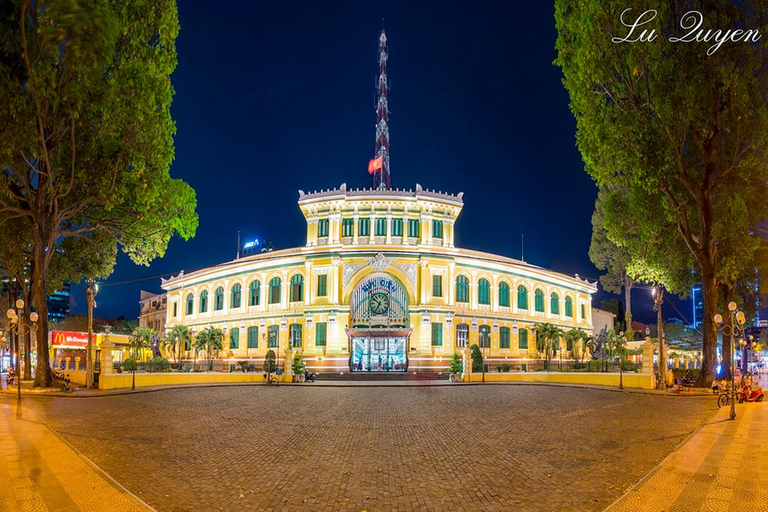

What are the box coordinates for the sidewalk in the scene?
[0,397,153,511]
[606,400,768,511]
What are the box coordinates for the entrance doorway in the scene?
[351,337,407,372]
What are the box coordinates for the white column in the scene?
[386,213,392,244]
[353,214,359,244]
[304,262,312,306]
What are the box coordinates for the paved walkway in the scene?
[0,398,152,512]
[607,399,767,511]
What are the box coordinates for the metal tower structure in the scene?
[373,29,391,189]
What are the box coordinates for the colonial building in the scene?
[161,184,596,373]
[139,290,167,334]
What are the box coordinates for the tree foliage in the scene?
[533,322,563,371]
[0,0,198,386]
[555,1,768,382]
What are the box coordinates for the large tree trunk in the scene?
[698,270,719,385]
[22,282,32,380]
[624,276,633,333]
[720,283,732,380]
[32,236,53,388]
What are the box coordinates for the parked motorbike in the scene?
[6,368,15,386]
[738,383,764,403]
[303,370,316,383]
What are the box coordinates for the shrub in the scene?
[122,358,137,372]
[291,355,305,374]
[263,350,277,374]
[236,361,250,373]
[449,353,463,374]
[146,357,171,373]
[621,360,637,372]
[586,360,604,372]
[499,363,511,372]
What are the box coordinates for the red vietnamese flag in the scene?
[368,156,383,174]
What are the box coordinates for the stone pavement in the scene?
[607,397,768,512]
[0,398,152,512]
[26,385,715,511]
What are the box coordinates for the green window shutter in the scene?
[200,291,208,313]
[408,219,420,238]
[269,278,281,304]
[500,327,510,348]
[268,325,279,347]
[214,287,224,311]
[581,304,586,319]
[359,218,370,236]
[432,275,443,297]
[519,329,528,349]
[317,274,328,296]
[342,219,354,237]
[230,327,239,349]
[186,294,193,315]
[551,293,559,315]
[535,289,545,312]
[433,220,443,238]
[431,322,443,346]
[456,276,469,303]
[565,297,573,317]
[375,218,387,236]
[478,279,490,305]
[517,286,528,309]
[499,282,510,307]
[316,322,327,346]
[247,326,258,348]
[392,218,403,237]
[318,219,329,237]
[290,275,303,302]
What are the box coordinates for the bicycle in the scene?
[717,384,733,408]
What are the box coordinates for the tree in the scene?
[449,353,463,375]
[533,323,563,371]
[605,330,628,388]
[469,344,483,373]
[195,327,223,371]
[564,327,588,361]
[263,349,277,375]
[0,0,198,387]
[165,324,191,365]
[555,1,768,383]
[590,190,634,331]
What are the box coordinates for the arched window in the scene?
[456,323,469,348]
[214,286,224,311]
[290,323,302,348]
[231,283,242,309]
[499,282,510,307]
[479,325,491,348]
[185,293,194,315]
[249,280,260,306]
[517,285,528,310]
[456,275,469,303]
[534,289,545,312]
[199,290,209,313]
[478,278,491,305]
[519,328,528,349]
[550,292,559,315]
[290,274,304,302]
[269,277,281,304]
[565,296,573,317]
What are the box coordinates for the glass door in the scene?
[351,337,407,372]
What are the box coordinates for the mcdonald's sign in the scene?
[50,330,89,349]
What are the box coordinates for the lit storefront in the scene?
[161,184,596,374]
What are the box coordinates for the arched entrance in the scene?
[346,273,411,372]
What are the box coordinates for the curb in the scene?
[6,379,714,399]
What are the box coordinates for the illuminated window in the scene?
[290,274,303,302]
[214,286,224,311]
[231,283,242,308]
[269,278,281,304]
[268,325,278,347]
[249,280,260,306]
[479,325,490,348]
[456,323,469,348]
[290,323,302,348]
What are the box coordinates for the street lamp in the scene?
[619,331,627,390]
[86,280,98,389]
[714,301,746,420]
[130,329,138,391]
[6,299,39,419]
[652,286,667,389]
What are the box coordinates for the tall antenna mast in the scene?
[373,27,391,189]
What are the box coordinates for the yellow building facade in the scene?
[161,184,596,373]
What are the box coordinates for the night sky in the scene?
[72,1,692,326]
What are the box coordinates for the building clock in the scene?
[369,292,390,315]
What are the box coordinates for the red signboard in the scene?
[50,330,89,348]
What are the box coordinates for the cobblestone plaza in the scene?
[23,385,716,511]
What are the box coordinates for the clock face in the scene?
[369,292,390,315]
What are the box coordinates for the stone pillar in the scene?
[463,347,471,378]
[674,357,680,369]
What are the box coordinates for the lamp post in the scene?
[652,286,667,389]
[6,299,39,419]
[131,329,138,391]
[86,280,98,389]
[619,331,627,390]
[714,301,745,420]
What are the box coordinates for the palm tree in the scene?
[195,327,223,371]
[533,323,563,371]
[564,327,588,361]
[165,325,192,367]
[133,327,155,363]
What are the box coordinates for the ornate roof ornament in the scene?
[369,252,393,272]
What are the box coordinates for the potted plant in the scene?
[449,353,463,382]
[236,360,250,373]
[292,355,305,382]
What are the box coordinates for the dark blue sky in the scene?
[73,1,692,326]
